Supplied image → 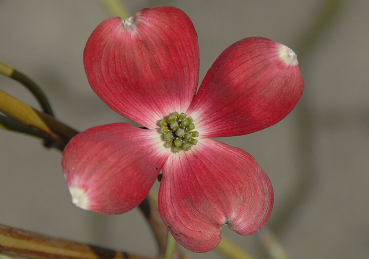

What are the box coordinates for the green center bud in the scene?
[159,112,199,153]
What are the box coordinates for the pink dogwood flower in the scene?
[62,6,303,252]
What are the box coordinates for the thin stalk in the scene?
[257,228,289,259]
[0,114,49,139]
[215,237,257,259]
[0,115,65,151]
[138,193,167,256]
[0,61,54,117]
[138,193,188,259]
[0,89,78,147]
[100,0,130,18]
[163,232,176,259]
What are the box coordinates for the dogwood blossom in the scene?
[62,6,303,252]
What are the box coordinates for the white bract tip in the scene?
[69,187,89,210]
[121,15,138,33]
[278,44,299,66]
[122,16,134,26]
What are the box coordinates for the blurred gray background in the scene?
[1,0,368,258]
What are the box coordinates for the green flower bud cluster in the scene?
[160,112,199,152]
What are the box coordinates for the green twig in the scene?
[163,232,176,259]
[215,237,257,259]
[139,193,190,259]
[100,0,130,18]
[257,228,289,259]
[0,114,65,151]
[0,61,54,117]
[0,114,47,138]
[0,89,78,148]
[138,193,168,256]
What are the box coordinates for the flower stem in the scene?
[138,193,188,259]
[0,61,54,117]
[0,114,65,151]
[163,231,176,259]
[215,237,257,259]
[0,114,47,138]
[138,193,167,255]
[0,89,78,148]
[99,0,130,18]
[0,223,152,259]
[257,228,289,259]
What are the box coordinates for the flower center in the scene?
[159,112,199,153]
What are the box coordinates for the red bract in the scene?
[62,6,303,252]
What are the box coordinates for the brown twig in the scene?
[0,223,153,259]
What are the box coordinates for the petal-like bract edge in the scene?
[187,37,303,138]
[62,123,170,214]
[158,139,273,252]
[84,7,199,129]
